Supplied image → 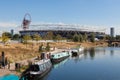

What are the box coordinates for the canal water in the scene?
[0,74,19,80]
[44,47,120,80]
[1,47,120,80]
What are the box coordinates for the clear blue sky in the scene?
[0,0,120,34]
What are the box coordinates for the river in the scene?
[1,47,120,80]
[44,47,120,80]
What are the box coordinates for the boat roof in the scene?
[34,59,50,65]
[51,51,68,55]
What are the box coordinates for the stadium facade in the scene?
[19,23,106,39]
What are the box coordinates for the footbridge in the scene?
[106,40,120,47]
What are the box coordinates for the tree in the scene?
[110,37,116,41]
[2,33,10,44]
[90,33,95,43]
[53,35,56,40]
[116,35,120,40]
[66,33,73,39]
[45,43,50,51]
[13,34,20,40]
[79,34,83,42]
[45,31,54,40]
[83,33,88,42]
[39,44,43,52]
[33,34,41,44]
[73,34,79,42]
[55,34,63,40]
[104,35,111,40]
[23,34,31,44]
[2,32,11,38]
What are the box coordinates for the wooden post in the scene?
[1,51,5,68]
[8,61,10,69]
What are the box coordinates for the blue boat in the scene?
[50,51,70,63]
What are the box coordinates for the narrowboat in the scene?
[71,46,84,56]
[50,51,70,63]
[20,59,52,80]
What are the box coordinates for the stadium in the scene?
[19,14,106,39]
[19,23,106,39]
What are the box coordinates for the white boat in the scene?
[50,51,70,63]
[71,46,84,53]
[70,46,84,56]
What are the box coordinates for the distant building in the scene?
[110,27,115,37]
[11,29,14,38]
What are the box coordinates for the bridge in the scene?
[106,40,120,47]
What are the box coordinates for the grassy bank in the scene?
[0,41,108,63]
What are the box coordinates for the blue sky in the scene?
[0,0,120,34]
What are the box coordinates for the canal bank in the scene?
[0,48,68,77]
[0,57,37,77]
[0,41,108,77]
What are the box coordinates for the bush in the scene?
[39,44,43,52]
[79,34,83,42]
[73,34,79,42]
[90,33,95,43]
[46,43,50,51]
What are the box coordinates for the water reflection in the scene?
[72,53,84,63]
[83,48,88,59]
[110,49,114,56]
[89,48,95,60]
[53,58,69,69]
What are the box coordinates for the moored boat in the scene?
[71,46,84,57]
[20,59,52,80]
[50,51,69,64]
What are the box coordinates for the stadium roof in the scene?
[22,23,106,33]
